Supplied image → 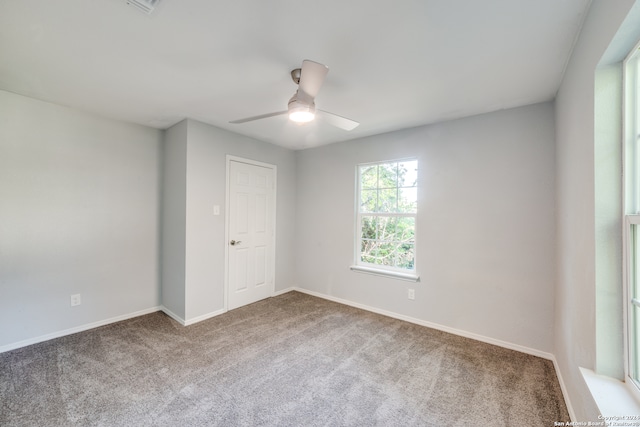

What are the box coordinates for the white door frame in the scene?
[224,155,277,311]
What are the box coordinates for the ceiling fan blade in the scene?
[229,111,287,124]
[298,60,329,100]
[317,110,359,131]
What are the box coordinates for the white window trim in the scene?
[350,264,419,282]
[353,158,419,280]
[580,368,640,419]
[623,215,640,395]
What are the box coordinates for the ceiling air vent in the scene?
[126,0,160,14]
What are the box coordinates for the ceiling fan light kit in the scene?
[289,110,315,123]
[288,98,315,123]
[230,60,359,131]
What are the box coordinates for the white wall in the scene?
[0,90,162,349]
[295,102,557,353]
[554,0,637,420]
[161,119,297,322]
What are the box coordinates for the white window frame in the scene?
[623,40,640,400]
[350,158,419,282]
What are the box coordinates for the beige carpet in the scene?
[0,291,568,426]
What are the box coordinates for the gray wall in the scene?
[0,91,297,347]
[295,103,557,353]
[161,119,297,322]
[161,120,188,319]
[554,0,637,421]
[594,64,623,380]
[6,5,640,418]
[0,90,163,349]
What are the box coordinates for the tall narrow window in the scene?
[624,43,640,392]
[354,159,418,279]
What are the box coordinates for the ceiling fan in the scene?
[229,60,359,131]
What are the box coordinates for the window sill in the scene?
[350,265,420,282]
[580,367,640,421]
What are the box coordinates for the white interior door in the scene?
[227,159,275,310]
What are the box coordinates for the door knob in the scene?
[230,240,241,246]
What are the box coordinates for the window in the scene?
[624,43,640,393]
[352,159,418,280]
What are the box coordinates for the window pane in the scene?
[376,242,396,266]
[398,160,418,187]
[633,225,640,382]
[378,163,398,188]
[377,216,396,241]
[361,216,378,240]
[395,217,415,242]
[360,240,377,264]
[398,187,417,213]
[634,305,640,381]
[361,189,377,213]
[395,243,415,269]
[378,188,398,212]
[635,224,640,301]
[360,165,377,189]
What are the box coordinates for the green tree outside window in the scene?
[357,160,417,270]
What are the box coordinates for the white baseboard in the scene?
[0,286,577,422]
[160,306,186,326]
[0,306,162,354]
[160,306,227,326]
[553,357,577,422]
[291,287,555,360]
[288,287,577,419]
[184,308,226,326]
[1,305,234,352]
[166,287,298,326]
[272,286,296,297]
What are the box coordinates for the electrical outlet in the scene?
[408,289,415,300]
[70,294,81,307]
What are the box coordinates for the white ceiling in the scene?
[0,0,591,150]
